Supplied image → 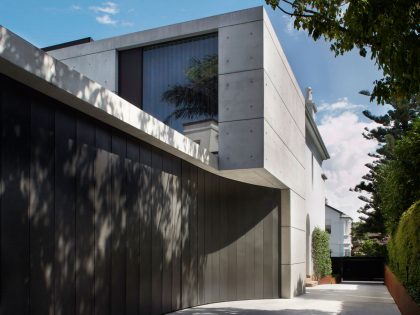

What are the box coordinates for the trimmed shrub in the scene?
[388,201,420,304]
[312,227,332,280]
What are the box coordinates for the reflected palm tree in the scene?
[162,55,218,123]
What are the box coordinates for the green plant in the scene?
[353,239,387,257]
[377,118,420,234]
[162,55,218,123]
[265,0,420,104]
[388,201,420,304]
[312,227,332,280]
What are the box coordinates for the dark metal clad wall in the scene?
[0,74,281,315]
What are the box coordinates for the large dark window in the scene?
[118,34,218,133]
[143,34,218,132]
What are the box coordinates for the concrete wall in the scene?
[58,50,117,92]
[48,7,306,196]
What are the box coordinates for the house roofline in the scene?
[306,107,330,161]
[326,204,353,220]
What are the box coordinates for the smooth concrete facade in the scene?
[48,7,306,196]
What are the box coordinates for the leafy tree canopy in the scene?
[352,93,419,236]
[265,0,420,104]
[376,118,420,233]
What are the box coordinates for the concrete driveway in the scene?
[168,283,400,315]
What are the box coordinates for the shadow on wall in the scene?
[0,26,212,167]
[0,73,281,315]
[294,277,305,297]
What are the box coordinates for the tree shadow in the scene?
[0,28,284,315]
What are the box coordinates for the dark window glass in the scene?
[326,224,331,234]
[142,34,218,132]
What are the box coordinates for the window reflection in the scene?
[142,34,218,133]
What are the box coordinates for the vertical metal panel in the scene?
[139,143,152,315]
[263,208,274,298]
[151,148,163,315]
[29,97,55,315]
[254,211,264,299]
[218,178,229,301]
[54,107,76,315]
[211,174,220,303]
[118,48,142,108]
[245,190,256,299]
[0,77,31,314]
[171,158,182,310]
[0,74,283,315]
[111,132,126,315]
[196,169,205,305]
[75,117,95,315]
[226,179,238,302]
[161,151,173,313]
[94,124,112,315]
[125,138,140,315]
[203,172,212,304]
[235,182,247,301]
[189,165,198,306]
[181,161,191,309]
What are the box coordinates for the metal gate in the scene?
[331,257,385,281]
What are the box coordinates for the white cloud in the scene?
[121,20,134,27]
[89,2,119,15]
[71,5,81,11]
[319,110,378,220]
[318,97,364,112]
[96,14,117,25]
[89,2,132,26]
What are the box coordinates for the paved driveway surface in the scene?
[168,283,400,315]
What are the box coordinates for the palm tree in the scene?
[162,55,218,123]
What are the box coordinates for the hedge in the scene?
[312,227,332,280]
[388,201,420,304]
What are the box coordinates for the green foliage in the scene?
[376,118,420,233]
[162,55,218,123]
[312,227,332,280]
[388,201,420,304]
[353,239,387,257]
[353,95,419,237]
[265,0,420,104]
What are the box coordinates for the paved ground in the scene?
[168,283,400,315]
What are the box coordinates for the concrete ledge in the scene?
[0,26,218,173]
[48,7,264,60]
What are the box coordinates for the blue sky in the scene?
[0,0,388,220]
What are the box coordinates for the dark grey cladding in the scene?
[0,73,281,315]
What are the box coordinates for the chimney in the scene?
[305,87,317,119]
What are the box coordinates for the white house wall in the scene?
[326,207,352,257]
[304,142,327,276]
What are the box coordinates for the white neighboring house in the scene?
[325,204,353,257]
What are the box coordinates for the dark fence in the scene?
[331,257,385,281]
[0,74,281,315]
